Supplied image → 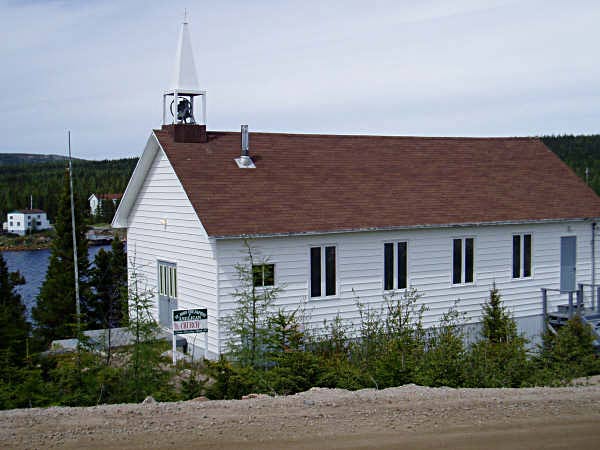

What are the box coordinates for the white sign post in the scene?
[172,308,208,364]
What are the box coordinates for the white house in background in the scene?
[3,209,51,236]
[89,193,122,217]
[112,20,600,359]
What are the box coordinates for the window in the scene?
[158,261,177,327]
[158,262,177,298]
[384,242,408,290]
[253,264,275,287]
[16,222,20,227]
[452,238,474,284]
[310,245,336,297]
[512,234,532,278]
[9,222,12,227]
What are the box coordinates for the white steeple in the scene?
[162,14,207,126]
[171,17,201,93]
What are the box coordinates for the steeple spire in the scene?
[171,17,201,93]
[162,15,207,127]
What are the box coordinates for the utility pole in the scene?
[68,131,81,342]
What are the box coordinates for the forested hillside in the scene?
[0,158,138,222]
[0,153,77,166]
[542,135,600,195]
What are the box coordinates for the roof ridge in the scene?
[153,128,540,141]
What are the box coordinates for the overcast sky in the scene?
[1,0,600,159]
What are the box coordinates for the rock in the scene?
[142,396,156,404]
[303,400,315,406]
[191,396,209,402]
[161,350,193,363]
[241,393,269,400]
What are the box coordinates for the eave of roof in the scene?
[211,217,600,240]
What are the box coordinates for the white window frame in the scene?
[309,244,338,299]
[158,261,177,298]
[451,237,476,286]
[512,233,533,279]
[383,240,409,292]
[252,263,275,288]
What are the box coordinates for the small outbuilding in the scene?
[89,193,122,217]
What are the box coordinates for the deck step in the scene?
[556,304,587,314]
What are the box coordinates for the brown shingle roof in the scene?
[98,193,122,200]
[154,129,600,238]
[13,209,45,214]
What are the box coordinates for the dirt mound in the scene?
[2,380,600,449]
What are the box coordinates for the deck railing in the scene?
[541,283,600,322]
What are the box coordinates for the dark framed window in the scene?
[253,264,275,287]
[513,234,532,278]
[384,243,394,290]
[452,239,462,284]
[310,245,336,298]
[310,247,321,297]
[325,247,336,296]
[512,235,521,278]
[523,235,532,277]
[465,238,474,283]
[384,242,408,290]
[452,238,474,284]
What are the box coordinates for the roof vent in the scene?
[235,124,256,169]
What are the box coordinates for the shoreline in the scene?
[0,245,51,252]
[0,240,117,252]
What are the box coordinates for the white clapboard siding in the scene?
[126,147,219,357]
[216,221,596,346]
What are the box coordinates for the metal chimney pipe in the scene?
[241,124,249,157]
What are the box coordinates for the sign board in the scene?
[172,308,208,335]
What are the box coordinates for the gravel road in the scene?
[1,377,599,449]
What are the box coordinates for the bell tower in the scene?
[162,14,208,143]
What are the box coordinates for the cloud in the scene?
[0,0,599,159]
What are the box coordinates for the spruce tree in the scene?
[88,235,127,330]
[465,284,529,387]
[100,199,116,224]
[89,249,112,329]
[0,251,29,364]
[481,283,519,343]
[110,235,128,324]
[32,170,90,347]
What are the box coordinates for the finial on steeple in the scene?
[183,8,188,24]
